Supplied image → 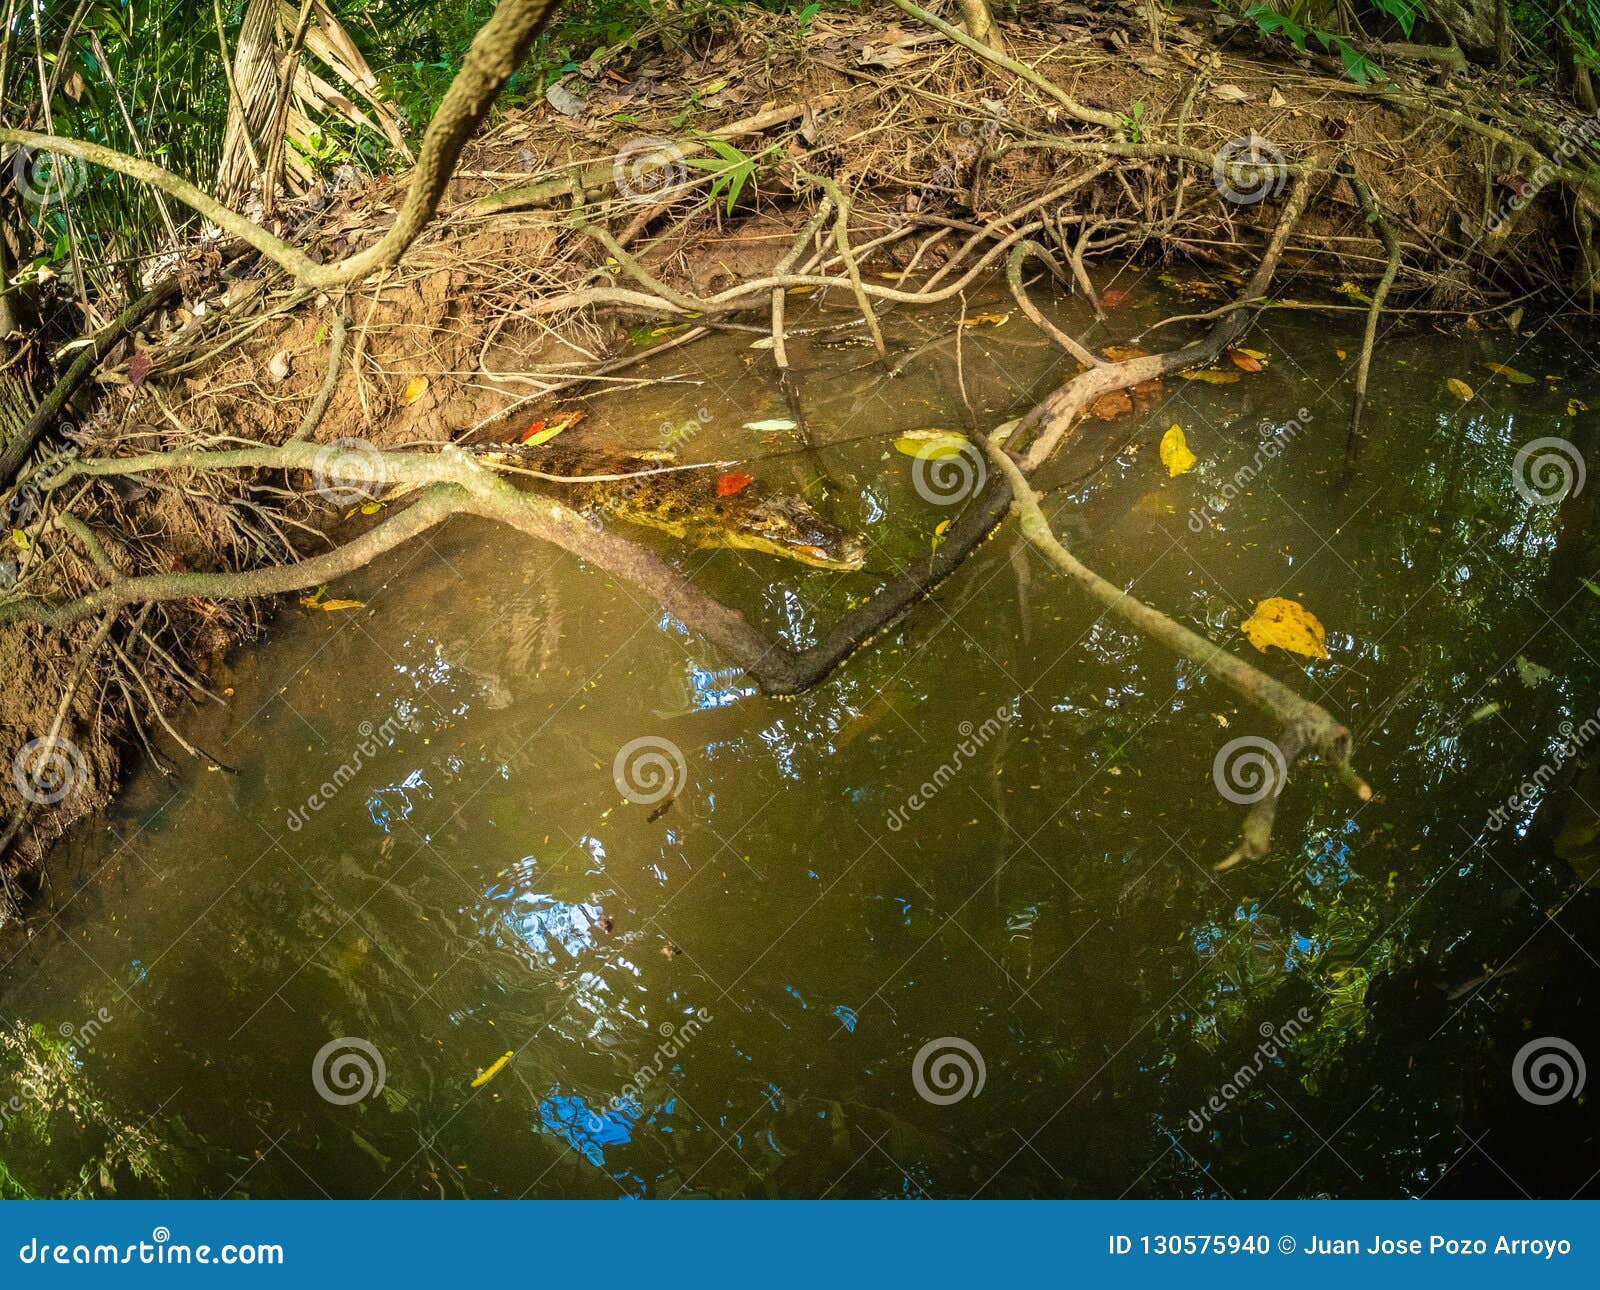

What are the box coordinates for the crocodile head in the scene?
[714,492,867,571]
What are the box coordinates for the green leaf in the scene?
[1337,41,1382,84]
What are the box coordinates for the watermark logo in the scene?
[4,483,42,529]
[588,1008,713,1129]
[583,407,712,533]
[1511,1036,1586,1105]
[1487,708,1599,833]
[612,736,686,805]
[286,709,407,832]
[12,146,87,209]
[1511,437,1586,506]
[911,441,986,506]
[1212,736,1286,806]
[1213,134,1288,206]
[309,437,387,508]
[1187,409,1313,531]
[311,1036,387,1105]
[1486,112,1600,234]
[886,701,1019,831]
[11,735,88,805]
[1184,1008,1313,1133]
[912,1036,986,1105]
[612,137,688,203]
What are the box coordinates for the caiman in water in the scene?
[470,441,866,572]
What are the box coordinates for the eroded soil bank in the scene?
[3,3,1598,907]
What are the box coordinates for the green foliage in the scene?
[1226,1,1425,82]
[1231,3,1390,82]
[1118,101,1147,142]
[683,137,767,214]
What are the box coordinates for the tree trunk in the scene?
[957,0,1003,52]
[216,0,283,209]
[0,210,40,461]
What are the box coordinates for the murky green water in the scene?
[3,278,1598,1198]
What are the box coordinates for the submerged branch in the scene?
[981,436,1370,867]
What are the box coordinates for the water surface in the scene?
[3,282,1597,1198]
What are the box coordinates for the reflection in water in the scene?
[0,299,1597,1199]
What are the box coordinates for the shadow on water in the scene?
[1,278,1597,1198]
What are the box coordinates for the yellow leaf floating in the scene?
[959,312,1009,328]
[299,586,365,612]
[1483,361,1535,385]
[403,375,430,403]
[893,429,969,460]
[1159,424,1197,477]
[1241,597,1329,660]
[1446,377,1475,402]
[471,1050,514,1088]
[1569,398,1590,416]
[1180,368,1241,385]
[1335,281,1374,306]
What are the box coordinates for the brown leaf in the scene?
[1130,377,1164,413]
[1088,390,1134,420]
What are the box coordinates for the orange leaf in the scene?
[1101,288,1130,309]
[1227,348,1264,372]
[716,471,754,497]
[518,409,586,445]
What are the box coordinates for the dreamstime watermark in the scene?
[911,1036,986,1105]
[1211,735,1286,806]
[884,700,1020,831]
[892,101,1008,228]
[1,1007,116,1133]
[310,436,388,508]
[311,1036,386,1105]
[589,1007,713,1127]
[1486,706,1600,833]
[1486,112,1600,234]
[582,406,712,534]
[285,707,408,832]
[11,145,87,209]
[1511,1036,1586,1105]
[1184,1008,1313,1133]
[613,735,687,805]
[1187,409,1314,531]
[1511,437,1586,506]
[3,418,96,531]
[10,734,89,806]
[1213,133,1289,206]
[910,440,987,506]
[612,136,688,203]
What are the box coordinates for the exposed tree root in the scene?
[0,275,183,482]
[5,0,1597,894]
[1342,165,1403,467]
[981,434,1370,869]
